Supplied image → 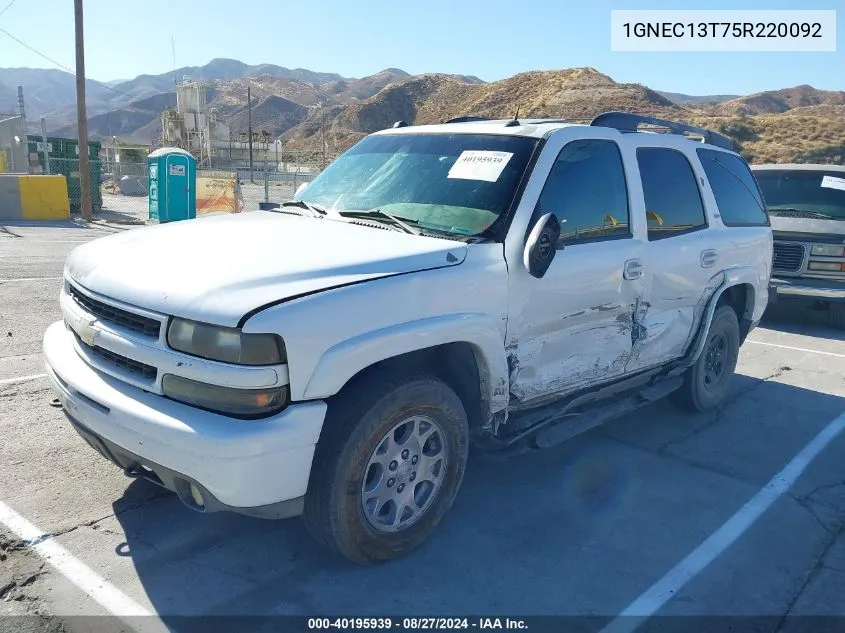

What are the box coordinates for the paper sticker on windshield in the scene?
[448,151,513,182]
[821,175,845,191]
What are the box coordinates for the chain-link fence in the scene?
[13,149,335,223]
[0,115,27,174]
[61,159,325,224]
[228,150,338,210]
[60,157,150,224]
[234,168,321,210]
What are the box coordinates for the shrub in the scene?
[717,119,758,142]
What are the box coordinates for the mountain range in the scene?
[1,58,843,165]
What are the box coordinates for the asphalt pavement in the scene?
[1,220,843,633]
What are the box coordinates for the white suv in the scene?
[43,112,772,563]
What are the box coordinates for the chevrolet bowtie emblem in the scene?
[68,313,97,347]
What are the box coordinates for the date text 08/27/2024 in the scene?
[307,617,528,630]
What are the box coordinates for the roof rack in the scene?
[444,116,493,124]
[524,119,570,124]
[590,111,736,151]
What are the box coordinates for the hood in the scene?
[771,216,845,239]
[66,212,468,327]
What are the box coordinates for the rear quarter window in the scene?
[637,147,707,240]
[697,148,769,227]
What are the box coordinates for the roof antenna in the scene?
[504,106,520,127]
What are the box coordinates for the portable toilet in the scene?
[147,147,196,222]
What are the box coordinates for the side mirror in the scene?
[524,212,561,279]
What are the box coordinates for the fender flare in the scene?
[302,313,510,415]
[722,265,760,321]
[682,265,760,368]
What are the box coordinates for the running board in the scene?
[530,376,683,450]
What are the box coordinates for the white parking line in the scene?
[747,339,845,359]
[0,501,170,632]
[600,410,845,633]
[0,373,47,386]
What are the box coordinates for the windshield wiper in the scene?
[278,200,328,217]
[339,209,421,235]
[767,208,835,220]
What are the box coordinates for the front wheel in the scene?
[671,305,740,412]
[303,373,469,564]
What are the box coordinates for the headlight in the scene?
[167,318,286,365]
[162,374,288,417]
[811,244,845,257]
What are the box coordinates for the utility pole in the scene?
[320,101,326,170]
[74,0,92,220]
[17,86,26,137]
[247,86,254,184]
[17,86,26,175]
[41,117,49,175]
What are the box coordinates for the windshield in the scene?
[755,169,845,220]
[294,133,538,237]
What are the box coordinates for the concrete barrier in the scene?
[0,174,69,220]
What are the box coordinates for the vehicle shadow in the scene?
[110,375,845,628]
[762,302,845,342]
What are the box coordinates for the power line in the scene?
[0,24,139,103]
[0,0,18,18]
[0,25,75,74]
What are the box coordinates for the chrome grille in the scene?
[772,242,805,273]
[78,339,157,380]
[68,284,160,338]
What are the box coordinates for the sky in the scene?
[0,0,842,95]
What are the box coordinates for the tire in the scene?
[303,372,469,564]
[671,305,740,412]
[829,303,845,329]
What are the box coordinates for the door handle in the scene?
[701,249,719,268]
[623,258,643,280]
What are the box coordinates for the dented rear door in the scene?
[624,145,718,372]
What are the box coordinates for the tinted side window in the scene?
[697,148,768,227]
[536,139,630,244]
[637,148,707,240]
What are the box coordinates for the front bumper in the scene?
[43,320,327,518]
[769,276,845,303]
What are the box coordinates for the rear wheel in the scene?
[671,305,740,412]
[303,373,469,564]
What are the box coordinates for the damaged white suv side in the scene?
[43,112,772,563]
